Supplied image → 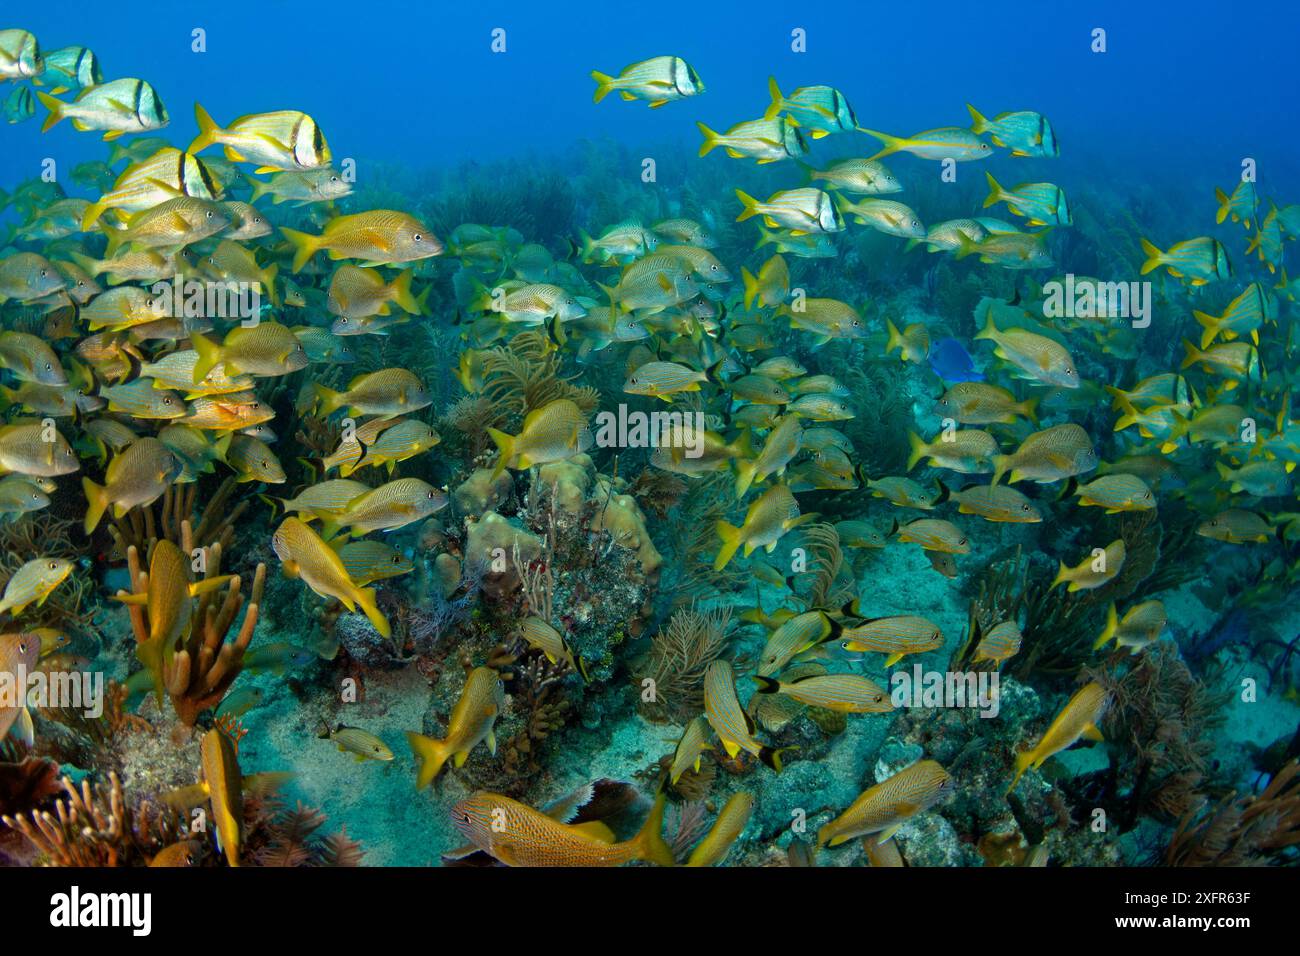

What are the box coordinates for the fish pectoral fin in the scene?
[355,228,396,253]
[486,729,497,755]
[884,653,905,666]
[721,739,742,759]
[570,821,617,843]
[878,824,902,844]
[453,749,470,768]
[1081,722,1104,742]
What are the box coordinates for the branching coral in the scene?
[1165,760,1300,866]
[1086,643,1229,828]
[107,477,247,564]
[118,530,266,725]
[962,547,1106,682]
[497,654,571,788]
[636,602,733,723]
[247,800,364,867]
[1,772,181,867]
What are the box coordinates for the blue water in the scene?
[3,0,1299,871]
[6,0,1299,191]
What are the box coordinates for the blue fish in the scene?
[928,337,984,383]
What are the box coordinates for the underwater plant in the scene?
[117,532,266,725]
[635,602,733,724]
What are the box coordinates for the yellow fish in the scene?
[406,667,505,788]
[450,787,673,866]
[271,517,389,637]
[1052,539,1125,592]
[819,760,954,846]
[685,792,754,867]
[1007,683,1109,793]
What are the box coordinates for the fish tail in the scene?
[280,226,319,273]
[486,427,515,479]
[245,173,270,202]
[260,262,279,307]
[189,102,221,153]
[966,103,988,133]
[1160,409,1190,454]
[713,520,743,571]
[405,731,451,789]
[69,252,102,277]
[974,308,997,341]
[101,218,127,258]
[856,127,901,161]
[990,454,1010,486]
[906,430,927,471]
[354,586,391,639]
[954,233,980,260]
[764,76,784,120]
[1093,602,1119,650]
[696,121,722,157]
[1006,751,1035,795]
[577,228,600,264]
[391,269,420,314]
[885,317,903,356]
[1019,396,1040,423]
[1179,338,1201,371]
[1214,187,1229,225]
[1192,309,1220,350]
[590,70,616,103]
[741,266,760,310]
[633,787,675,866]
[190,330,222,383]
[734,458,757,499]
[313,383,345,417]
[1139,237,1163,275]
[81,476,110,535]
[753,675,781,694]
[80,199,108,231]
[760,745,797,773]
[35,91,65,132]
[1050,561,1068,590]
[734,189,759,222]
[982,170,1005,209]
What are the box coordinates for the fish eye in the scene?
[39,269,47,277]
[414,233,422,241]
[1022,503,1031,511]
[206,210,213,219]
[164,397,173,404]
[48,561,57,570]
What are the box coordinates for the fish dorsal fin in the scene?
[543,783,595,823]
